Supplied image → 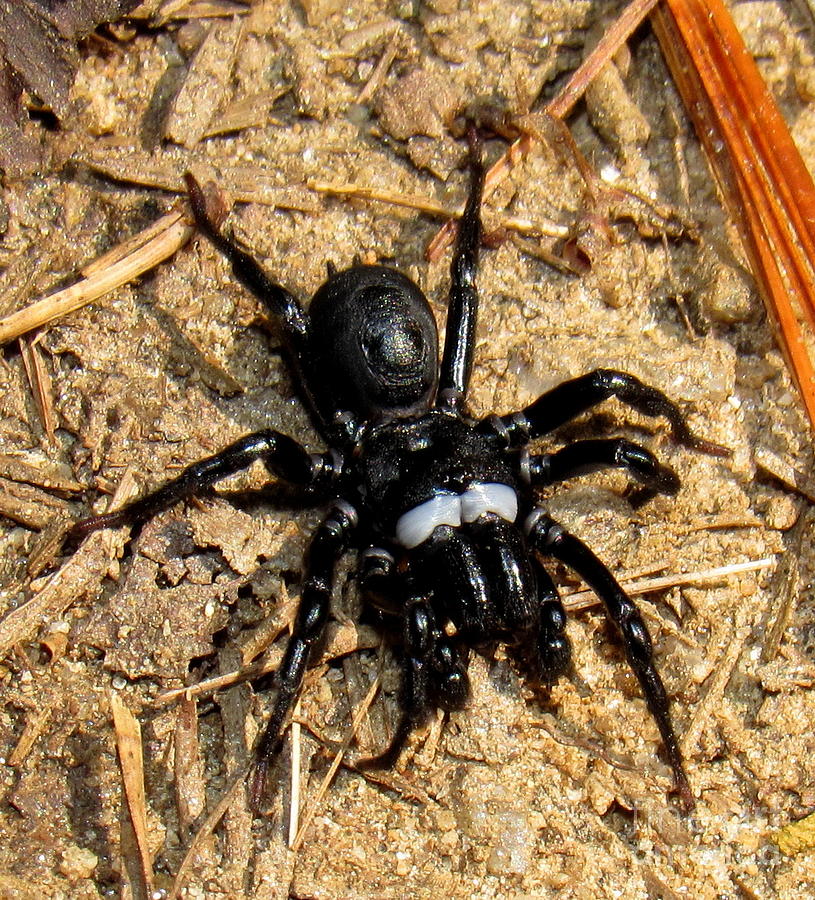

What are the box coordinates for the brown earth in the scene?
[0,1,814,897]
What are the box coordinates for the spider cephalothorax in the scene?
[72,129,724,811]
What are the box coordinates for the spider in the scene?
[72,128,724,812]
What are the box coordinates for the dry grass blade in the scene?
[288,699,303,848]
[290,674,381,852]
[760,515,806,663]
[203,87,289,138]
[110,691,154,899]
[310,180,568,238]
[310,181,459,218]
[169,762,252,900]
[174,694,207,838]
[19,335,57,445]
[653,0,815,432]
[562,557,775,610]
[546,0,663,120]
[0,209,193,346]
[426,0,662,260]
[356,30,401,104]
[152,621,380,706]
[0,454,83,493]
[156,0,249,23]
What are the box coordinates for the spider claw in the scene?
[355,715,414,772]
[355,747,399,772]
[683,432,732,459]
[250,758,270,809]
[673,766,696,814]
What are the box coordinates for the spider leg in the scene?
[438,126,485,410]
[532,561,572,682]
[421,525,492,634]
[526,437,680,497]
[358,589,435,770]
[484,368,727,456]
[252,500,357,805]
[464,516,537,632]
[185,174,309,356]
[70,431,339,539]
[525,508,694,811]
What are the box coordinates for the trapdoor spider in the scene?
[73,129,723,810]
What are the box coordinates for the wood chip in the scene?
[0,453,84,493]
[164,17,244,147]
[7,703,53,767]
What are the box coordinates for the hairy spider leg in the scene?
[526,509,694,812]
[490,368,729,457]
[70,431,338,539]
[437,125,485,410]
[252,501,357,805]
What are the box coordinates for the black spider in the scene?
[72,129,724,811]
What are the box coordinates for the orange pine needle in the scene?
[653,0,815,431]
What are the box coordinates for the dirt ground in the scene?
[1,0,815,897]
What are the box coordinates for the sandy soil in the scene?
[0,1,814,897]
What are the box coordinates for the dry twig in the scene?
[562,557,775,610]
[0,209,194,346]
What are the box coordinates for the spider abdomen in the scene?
[306,265,439,422]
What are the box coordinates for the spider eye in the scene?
[360,311,426,378]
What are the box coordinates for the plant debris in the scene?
[0,0,141,175]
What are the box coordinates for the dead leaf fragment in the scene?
[773,810,815,855]
[110,691,154,898]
